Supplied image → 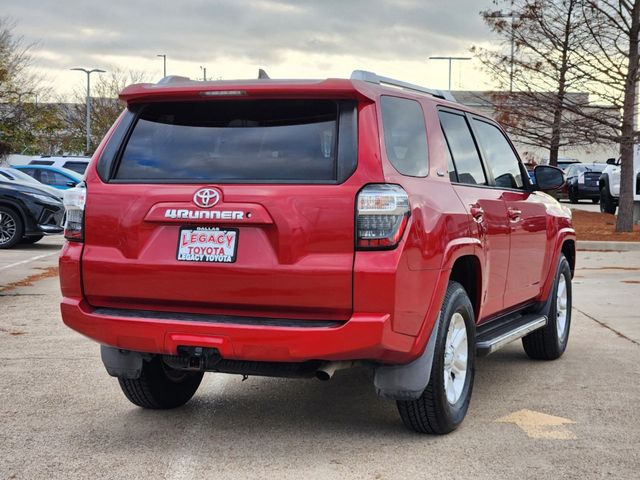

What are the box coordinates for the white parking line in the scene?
[0,252,59,272]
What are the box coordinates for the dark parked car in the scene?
[0,167,63,199]
[0,180,64,249]
[563,163,607,203]
[557,159,581,171]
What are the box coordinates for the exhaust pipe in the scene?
[315,361,357,381]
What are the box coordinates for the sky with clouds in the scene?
[4,0,503,99]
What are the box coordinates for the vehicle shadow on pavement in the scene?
[73,347,544,455]
[9,243,62,252]
[122,367,411,436]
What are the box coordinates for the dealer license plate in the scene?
[177,227,238,263]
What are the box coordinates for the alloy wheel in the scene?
[0,212,17,245]
[556,275,568,339]
[443,312,468,405]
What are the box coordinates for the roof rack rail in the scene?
[350,70,457,102]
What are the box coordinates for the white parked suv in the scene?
[599,158,620,214]
[29,156,90,174]
[600,146,640,214]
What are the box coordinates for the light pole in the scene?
[157,54,167,77]
[485,10,520,92]
[71,67,105,153]
[200,66,207,81]
[428,56,472,90]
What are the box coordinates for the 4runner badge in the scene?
[164,209,244,220]
[193,188,221,208]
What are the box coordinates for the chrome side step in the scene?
[476,314,547,356]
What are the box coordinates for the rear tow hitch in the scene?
[162,346,221,371]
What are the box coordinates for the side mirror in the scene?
[533,165,565,191]
[66,181,77,187]
[606,158,617,165]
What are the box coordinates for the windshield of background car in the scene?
[1,168,37,183]
[62,161,89,174]
[114,100,344,182]
[568,164,605,176]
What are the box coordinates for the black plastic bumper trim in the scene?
[92,307,344,328]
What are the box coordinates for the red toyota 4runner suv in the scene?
[59,71,575,434]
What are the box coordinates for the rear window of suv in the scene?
[114,100,354,183]
[380,96,428,177]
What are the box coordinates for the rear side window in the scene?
[30,160,54,166]
[40,170,74,187]
[380,96,428,177]
[115,100,345,183]
[444,145,458,182]
[472,119,524,189]
[438,111,487,186]
[63,161,88,174]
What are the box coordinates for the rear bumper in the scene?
[37,224,63,234]
[577,185,600,198]
[60,298,418,364]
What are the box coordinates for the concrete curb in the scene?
[577,240,640,251]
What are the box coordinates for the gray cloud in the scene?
[6,0,495,73]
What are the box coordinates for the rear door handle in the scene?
[508,207,522,222]
[470,204,484,223]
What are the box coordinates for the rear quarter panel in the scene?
[536,195,575,301]
[354,94,473,352]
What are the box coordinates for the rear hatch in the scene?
[583,170,602,188]
[82,98,360,320]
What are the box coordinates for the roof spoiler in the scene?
[350,70,457,102]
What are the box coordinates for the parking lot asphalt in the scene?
[0,243,639,479]
[0,236,63,288]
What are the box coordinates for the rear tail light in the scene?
[578,173,585,184]
[63,181,86,241]
[356,184,410,250]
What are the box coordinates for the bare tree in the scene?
[0,139,9,165]
[0,17,50,154]
[64,69,149,154]
[0,17,39,102]
[568,0,640,231]
[473,0,604,166]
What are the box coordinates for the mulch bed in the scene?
[0,266,59,293]
[571,210,640,242]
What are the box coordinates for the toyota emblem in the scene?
[193,188,222,208]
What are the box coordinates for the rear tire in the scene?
[522,254,572,360]
[397,281,475,434]
[0,207,24,249]
[568,188,578,204]
[599,185,617,214]
[118,356,204,409]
